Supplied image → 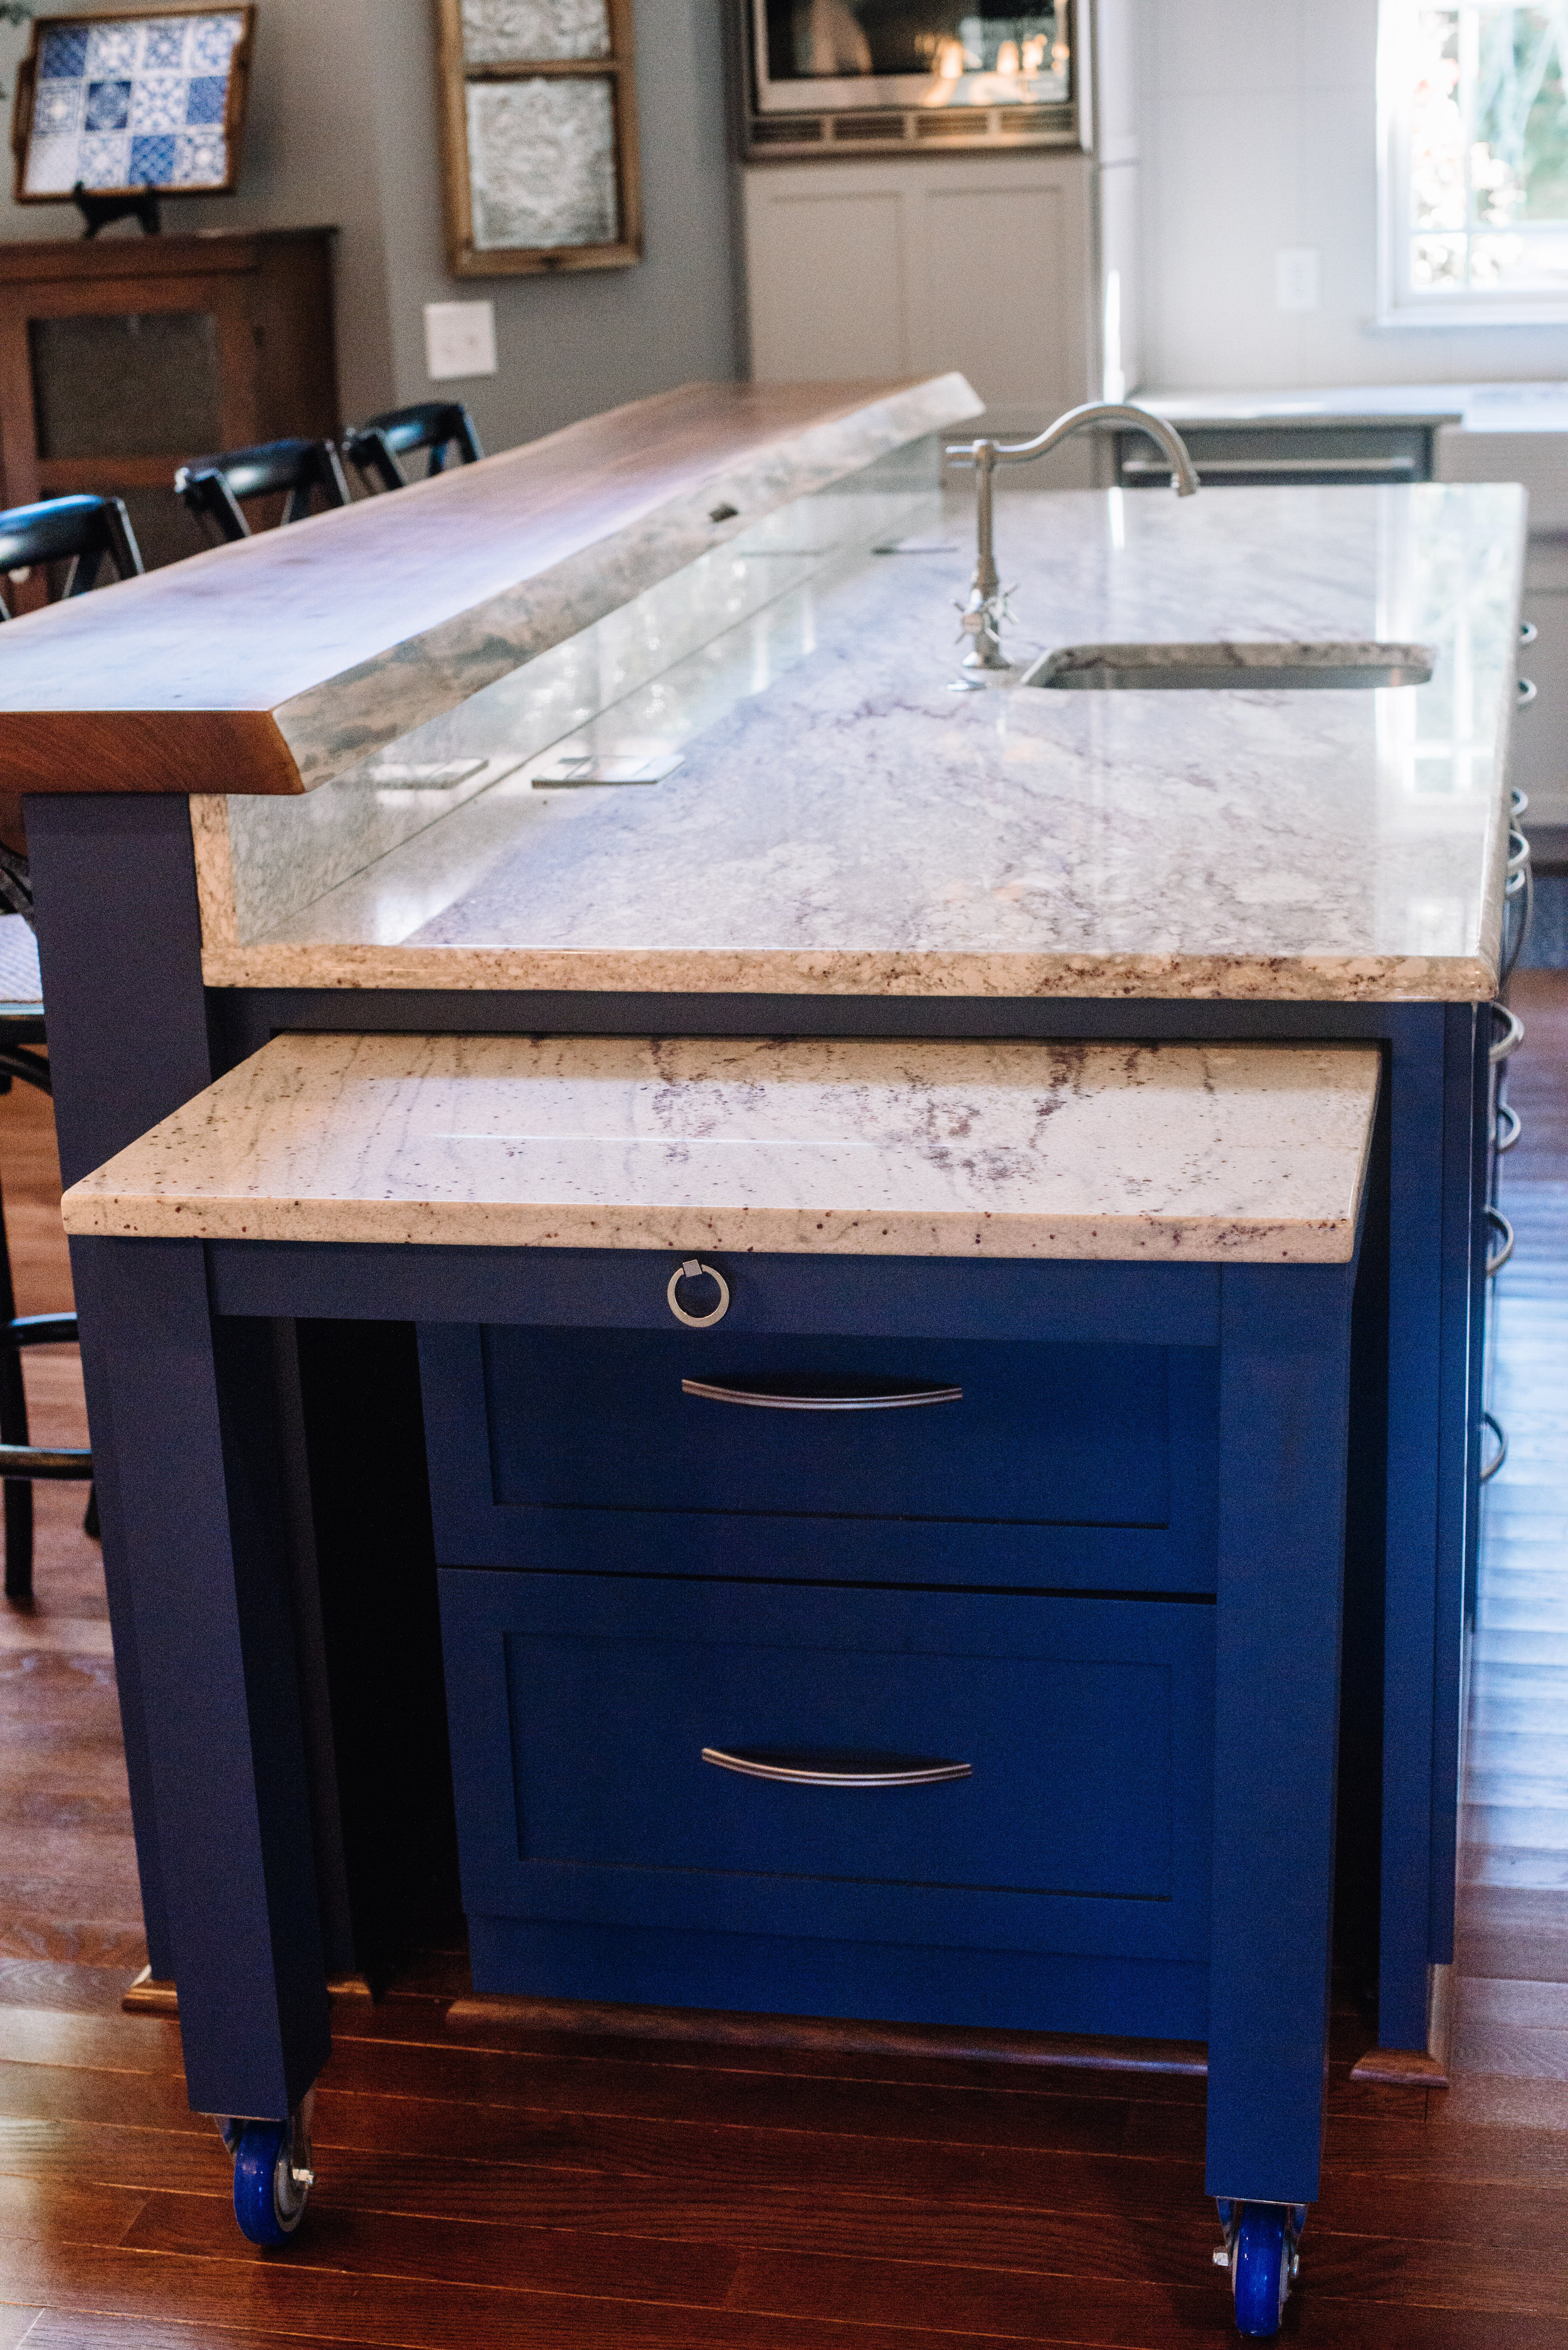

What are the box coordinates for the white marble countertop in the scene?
[195,465,1525,1004]
[60,1033,1381,1264]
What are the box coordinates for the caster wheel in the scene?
[233,2119,309,2246]
[1232,2204,1291,2337]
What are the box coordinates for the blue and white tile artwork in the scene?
[22,12,246,198]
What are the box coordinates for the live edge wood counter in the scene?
[0,372,981,798]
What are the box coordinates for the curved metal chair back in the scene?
[0,493,144,619]
[176,436,352,545]
[341,401,484,494]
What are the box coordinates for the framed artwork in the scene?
[433,0,642,277]
[11,6,255,206]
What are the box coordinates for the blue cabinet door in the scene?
[440,1571,1214,2034]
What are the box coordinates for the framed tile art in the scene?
[11,6,255,205]
[433,0,642,276]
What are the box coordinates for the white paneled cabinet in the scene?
[743,152,1104,454]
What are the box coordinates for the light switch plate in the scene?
[1274,248,1321,313]
[425,300,498,381]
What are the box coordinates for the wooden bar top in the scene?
[0,373,980,801]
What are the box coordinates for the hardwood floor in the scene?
[3,999,1567,2349]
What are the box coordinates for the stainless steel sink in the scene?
[1019,641,1436,691]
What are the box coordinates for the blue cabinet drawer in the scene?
[421,1325,1219,1589]
[440,1571,1215,2034]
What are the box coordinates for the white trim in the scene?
[1378,0,1568,327]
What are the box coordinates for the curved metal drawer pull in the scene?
[1518,676,1538,706]
[1495,1100,1522,1155]
[1508,826,1531,876]
[682,1378,962,1412]
[1485,1205,1515,1276]
[1512,785,1530,817]
[702,1747,973,1787]
[1489,1003,1525,1064]
[1520,620,1539,646]
[1480,1410,1508,1484]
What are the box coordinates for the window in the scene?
[1380,1,1568,320]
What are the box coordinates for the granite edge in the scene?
[56,1193,1361,1263]
[198,942,1503,1003]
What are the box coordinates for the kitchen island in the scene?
[0,376,1522,2191]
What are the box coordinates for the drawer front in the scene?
[440,1571,1214,1971]
[422,1324,1218,1590]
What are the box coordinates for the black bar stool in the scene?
[0,956,93,1605]
[0,494,128,1592]
[0,493,143,618]
[341,401,484,494]
[176,437,352,546]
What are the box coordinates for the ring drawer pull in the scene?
[1485,1205,1515,1276]
[1495,1100,1522,1155]
[1518,676,1538,706]
[701,1747,973,1787]
[1480,1410,1508,1484]
[1520,620,1539,646]
[682,1379,963,1412]
[1489,1002,1525,1064]
[667,1260,730,1328]
[1512,785,1529,817]
[1508,827,1531,875]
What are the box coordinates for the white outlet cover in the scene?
[425,300,498,381]
[1274,248,1321,314]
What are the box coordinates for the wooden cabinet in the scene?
[0,227,338,582]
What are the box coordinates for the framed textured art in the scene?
[433,0,642,276]
[11,6,255,205]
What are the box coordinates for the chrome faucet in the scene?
[947,401,1200,675]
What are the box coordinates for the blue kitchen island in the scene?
[0,371,1525,2326]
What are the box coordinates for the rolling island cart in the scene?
[61,1024,1381,2335]
[0,372,1525,2329]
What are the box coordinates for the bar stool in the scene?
[341,402,483,494]
[0,933,93,1605]
[0,496,127,1595]
[0,492,143,618]
[176,438,352,546]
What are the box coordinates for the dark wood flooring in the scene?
[3,994,1567,2349]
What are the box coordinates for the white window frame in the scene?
[1379,0,1568,326]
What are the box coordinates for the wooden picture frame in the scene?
[433,0,642,277]
[11,4,255,208]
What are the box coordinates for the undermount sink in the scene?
[1019,641,1436,691]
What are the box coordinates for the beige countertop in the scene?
[191,466,1525,1003]
[61,1032,1380,1263]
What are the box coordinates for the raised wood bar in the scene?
[0,373,981,797]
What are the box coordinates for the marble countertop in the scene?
[60,1033,1381,1264]
[196,466,1526,1003]
[1137,381,1568,432]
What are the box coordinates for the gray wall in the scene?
[1136,0,1568,390]
[0,0,741,445]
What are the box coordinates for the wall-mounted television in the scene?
[744,0,1078,157]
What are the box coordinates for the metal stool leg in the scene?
[0,1175,33,1603]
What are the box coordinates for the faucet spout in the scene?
[948,401,1199,675]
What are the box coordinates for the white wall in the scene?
[1137,0,1568,390]
[0,0,741,446]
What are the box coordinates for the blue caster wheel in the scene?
[1217,2201,1305,2337]
[231,2118,311,2246]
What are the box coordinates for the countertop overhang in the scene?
[0,373,982,800]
